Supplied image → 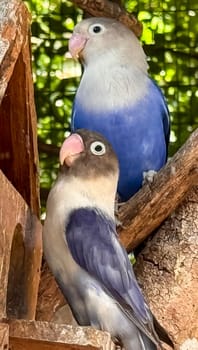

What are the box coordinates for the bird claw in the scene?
[142,170,157,185]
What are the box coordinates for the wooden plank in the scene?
[0,0,40,215]
[0,170,42,320]
[0,323,9,350]
[9,320,115,350]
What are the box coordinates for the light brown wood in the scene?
[8,319,115,350]
[70,0,142,37]
[0,170,42,320]
[135,186,198,348]
[0,323,9,350]
[0,0,40,216]
[118,128,198,251]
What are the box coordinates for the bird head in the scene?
[59,128,119,183]
[68,17,148,72]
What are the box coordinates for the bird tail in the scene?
[140,333,158,350]
[153,315,174,348]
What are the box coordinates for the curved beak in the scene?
[69,32,87,60]
[59,133,84,167]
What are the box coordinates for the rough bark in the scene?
[36,262,67,322]
[134,186,198,349]
[0,0,40,216]
[70,0,143,37]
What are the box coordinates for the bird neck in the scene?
[77,59,149,112]
[50,174,117,222]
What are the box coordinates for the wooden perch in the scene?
[70,0,143,37]
[118,128,198,251]
[8,319,115,350]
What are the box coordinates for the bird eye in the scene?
[90,141,106,155]
[88,23,105,35]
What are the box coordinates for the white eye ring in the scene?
[88,23,106,35]
[90,141,106,155]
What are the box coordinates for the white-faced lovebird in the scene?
[69,18,170,201]
[43,129,173,350]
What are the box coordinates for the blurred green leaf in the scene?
[24,0,198,210]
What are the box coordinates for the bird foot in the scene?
[142,170,157,185]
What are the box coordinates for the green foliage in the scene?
[24,0,198,207]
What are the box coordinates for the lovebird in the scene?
[69,17,170,201]
[43,129,173,350]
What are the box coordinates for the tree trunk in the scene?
[135,186,198,349]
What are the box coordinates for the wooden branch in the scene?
[118,128,198,251]
[8,319,115,350]
[70,0,143,37]
[38,139,59,156]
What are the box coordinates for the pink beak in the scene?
[69,32,87,59]
[59,133,84,167]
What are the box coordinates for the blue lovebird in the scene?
[43,129,173,350]
[69,17,170,201]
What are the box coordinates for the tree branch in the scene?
[70,0,143,37]
[118,128,198,251]
[38,139,59,156]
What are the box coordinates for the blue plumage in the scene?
[69,17,170,201]
[66,208,148,321]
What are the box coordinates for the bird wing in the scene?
[66,207,158,337]
[150,79,170,153]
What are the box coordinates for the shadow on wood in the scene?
[0,170,42,320]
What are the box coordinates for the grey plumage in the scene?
[43,129,173,350]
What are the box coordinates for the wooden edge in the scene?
[8,319,115,350]
[0,170,42,320]
[0,0,30,103]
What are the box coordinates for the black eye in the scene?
[88,23,105,35]
[90,141,106,155]
[93,25,102,33]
